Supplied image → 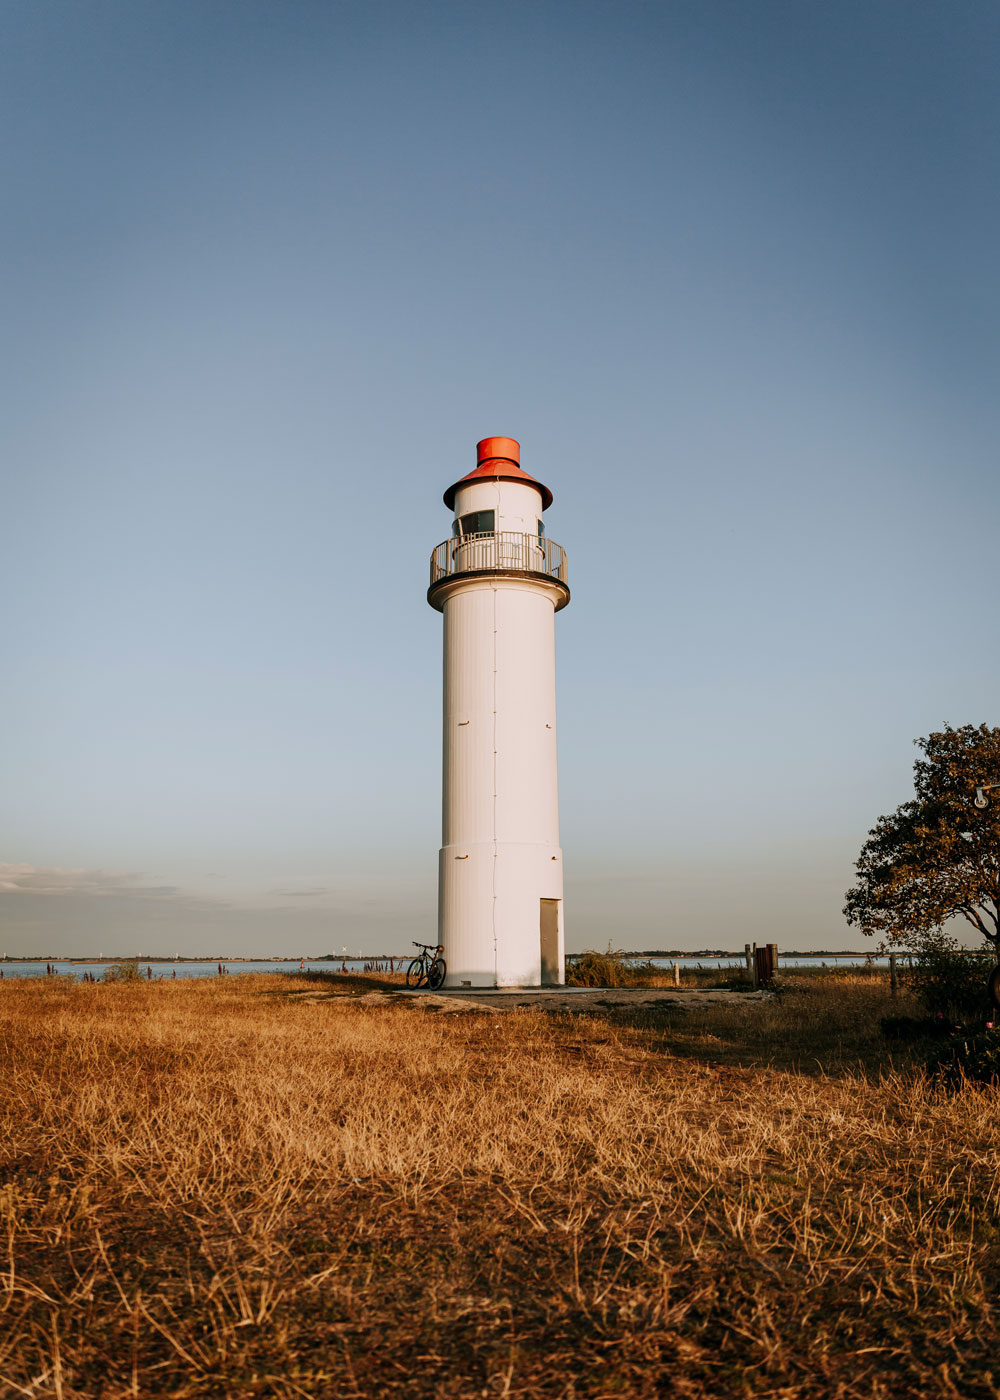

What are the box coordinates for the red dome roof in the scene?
[443,436,553,511]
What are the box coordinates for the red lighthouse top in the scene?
[443,436,553,511]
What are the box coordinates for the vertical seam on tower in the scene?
[491,476,501,986]
[491,580,498,984]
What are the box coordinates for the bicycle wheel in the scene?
[427,956,446,990]
[406,958,426,989]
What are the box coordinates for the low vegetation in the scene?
[2,973,999,1398]
[565,948,668,987]
[564,948,886,991]
[901,931,995,1018]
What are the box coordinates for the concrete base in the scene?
[281,985,775,1015]
[395,986,774,1009]
[414,985,583,995]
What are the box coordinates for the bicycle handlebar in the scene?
[412,940,443,951]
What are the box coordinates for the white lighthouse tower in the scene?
[427,436,570,987]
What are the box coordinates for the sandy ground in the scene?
[285,986,773,1014]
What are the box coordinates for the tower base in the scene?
[438,841,565,988]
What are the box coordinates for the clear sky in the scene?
[3,0,997,956]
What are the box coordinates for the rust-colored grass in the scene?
[2,974,999,1398]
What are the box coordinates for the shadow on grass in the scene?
[272,969,409,995]
[575,978,928,1079]
[264,971,924,1080]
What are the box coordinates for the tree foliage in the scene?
[844,725,1000,952]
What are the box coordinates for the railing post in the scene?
[889,952,898,997]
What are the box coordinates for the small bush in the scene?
[102,960,144,984]
[927,1020,1000,1089]
[903,933,994,1019]
[565,948,659,988]
[566,949,632,987]
[880,1014,955,1042]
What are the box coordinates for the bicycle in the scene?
[407,940,447,990]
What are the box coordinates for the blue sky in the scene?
[2,0,997,955]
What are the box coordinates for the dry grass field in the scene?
[2,973,999,1399]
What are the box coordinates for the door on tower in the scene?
[540,899,560,985]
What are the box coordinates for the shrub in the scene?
[903,932,994,1019]
[927,1020,1000,1089]
[565,948,656,988]
[102,960,144,984]
[880,1014,954,1042]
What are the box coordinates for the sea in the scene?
[0,954,897,980]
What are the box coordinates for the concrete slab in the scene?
[285,986,773,1014]
[395,986,773,1011]
[435,985,600,995]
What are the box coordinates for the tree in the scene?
[844,724,1000,953]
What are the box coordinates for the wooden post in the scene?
[673,961,680,987]
[750,943,759,990]
[768,944,778,982]
[889,952,898,997]
[745,943,753,984]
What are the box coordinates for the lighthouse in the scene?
[427,437,570,987]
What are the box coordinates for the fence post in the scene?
[750,943,759,989]
[745,943,753,984]
[767,944,778,982]
[889,952,898,997]
[673,961,680,987]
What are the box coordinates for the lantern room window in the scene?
[452,509,495,538]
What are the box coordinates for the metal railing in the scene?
[429,531,568,589]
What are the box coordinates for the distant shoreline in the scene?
[0,948,879,964]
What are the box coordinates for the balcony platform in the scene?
[427,530,570,612]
